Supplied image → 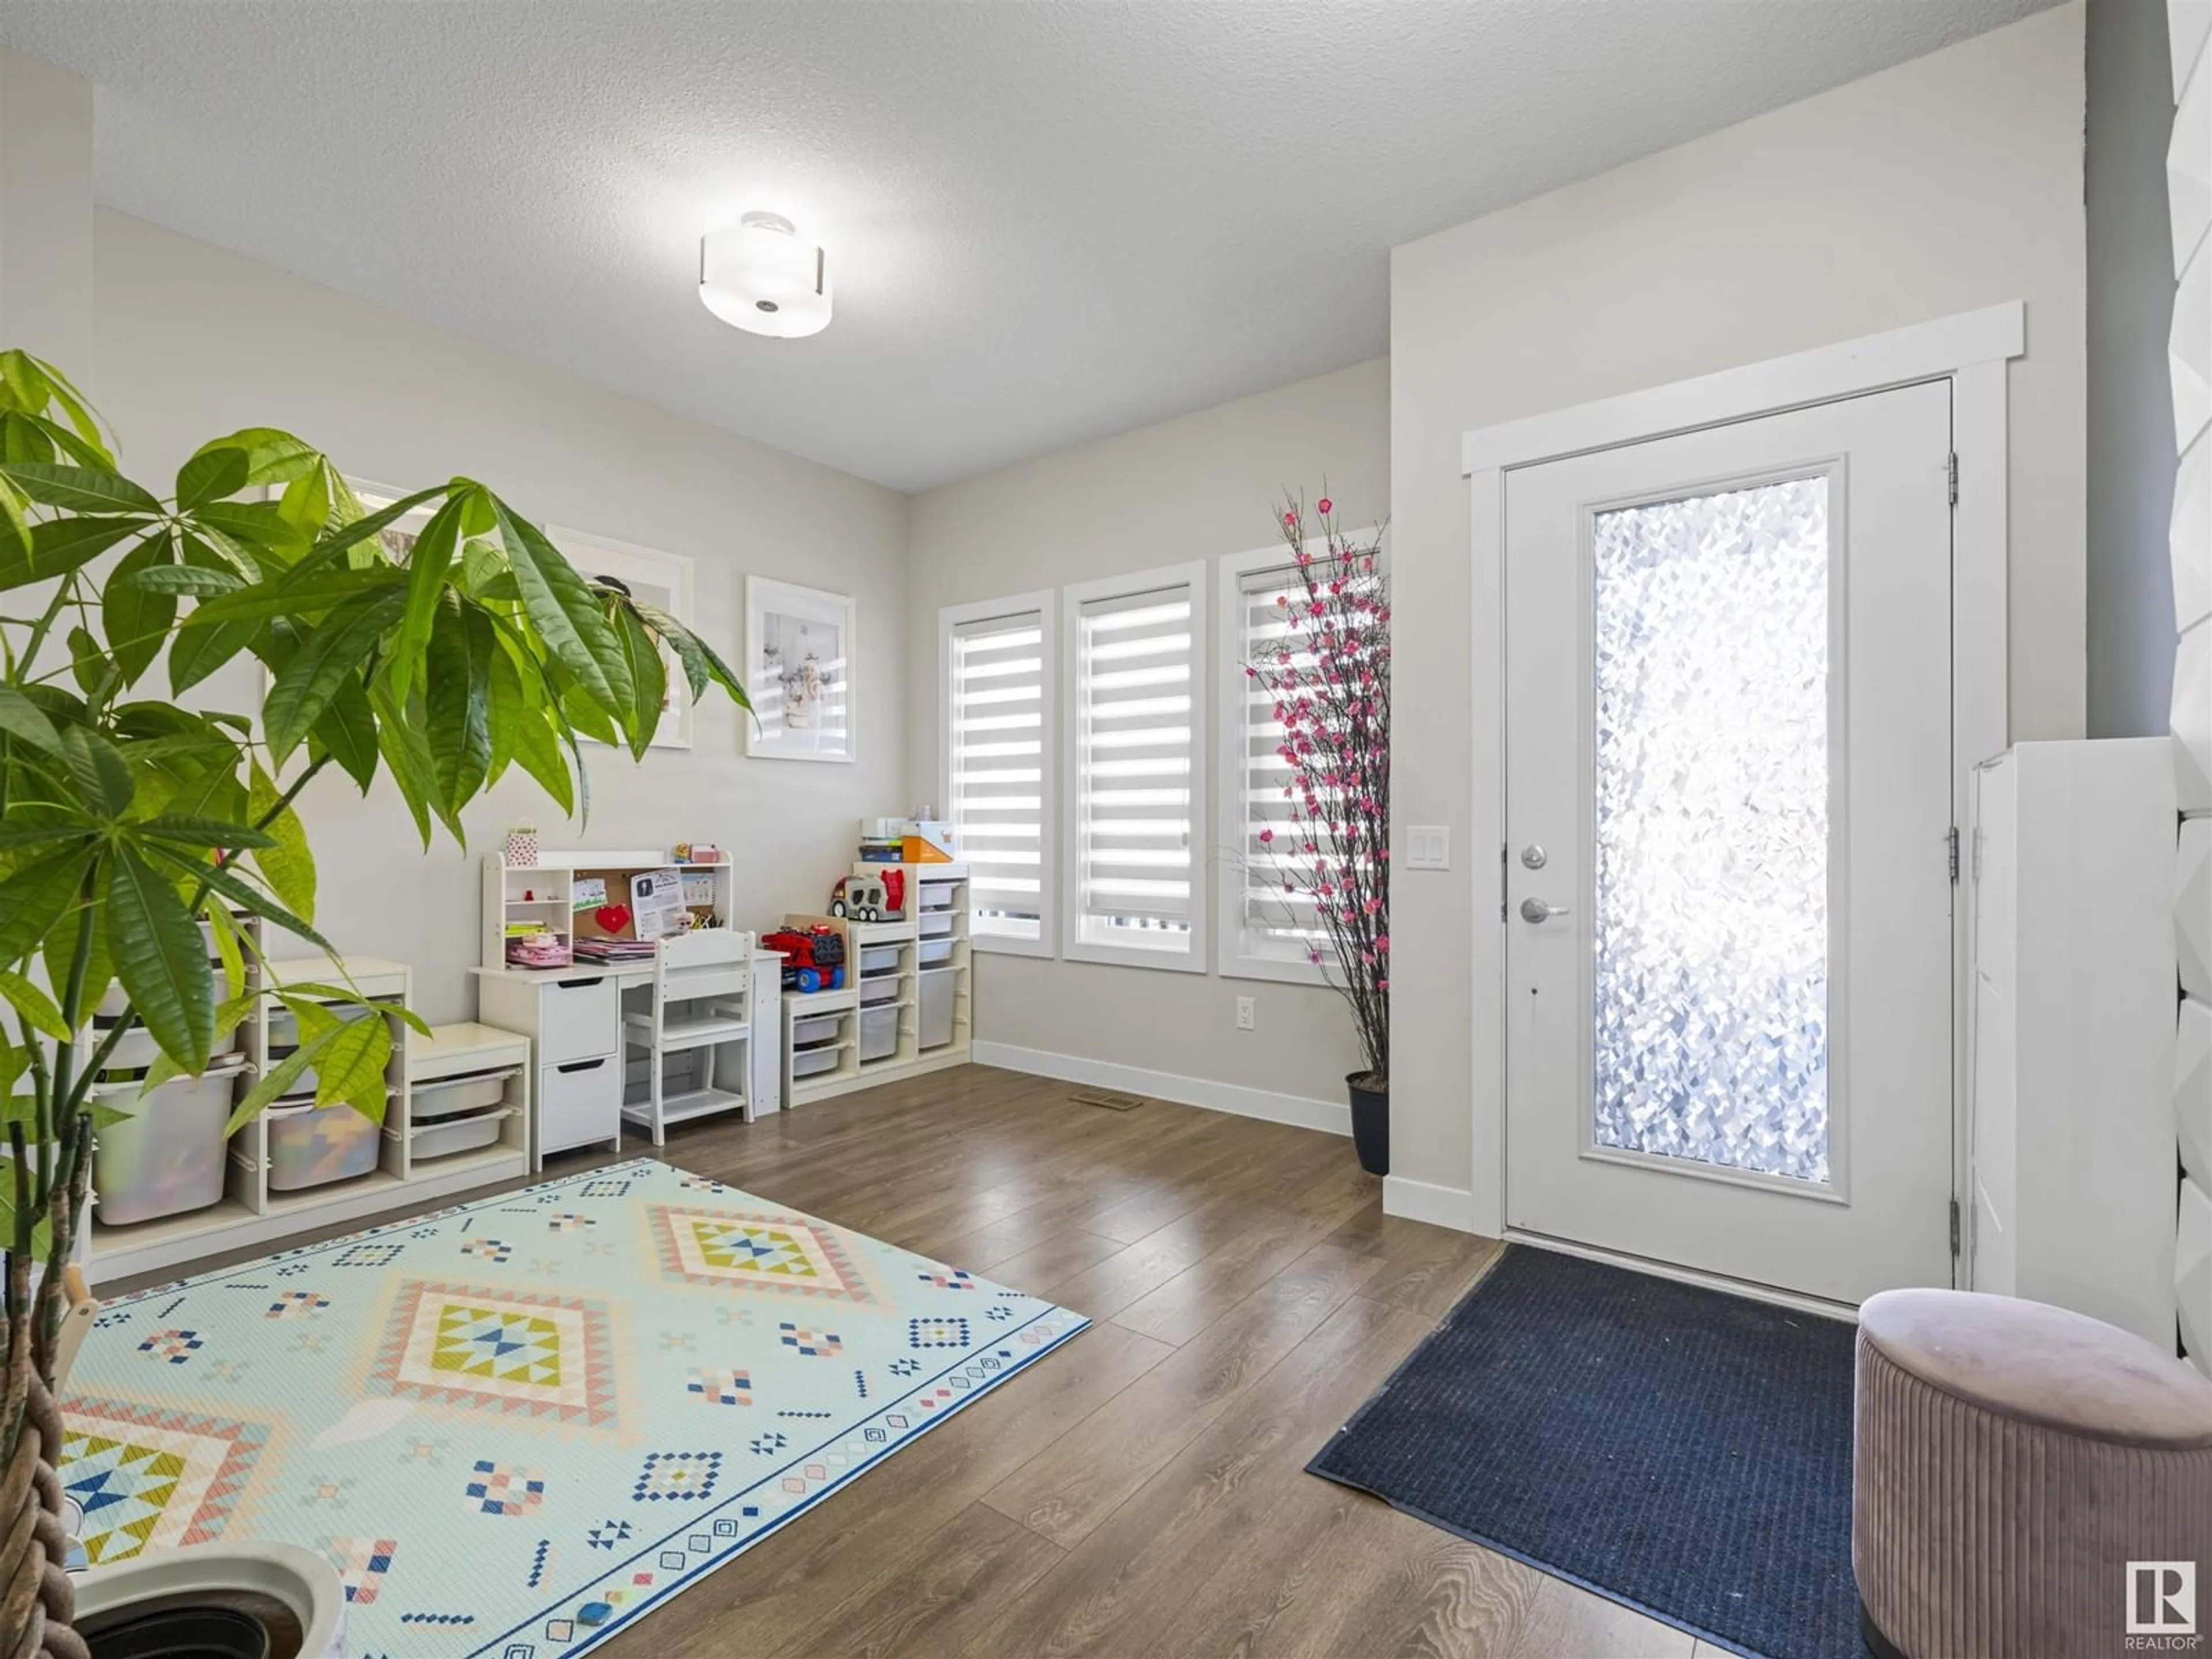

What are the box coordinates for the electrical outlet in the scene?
[1235,996,1255,1031]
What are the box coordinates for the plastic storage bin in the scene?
[92,997,237,1062]
[266,999,377,1051]
[406,1108,510,1162]
[409,1067,516,1123]
[918,882,959,911]
[918,967,959,1050]
[859,976,901,1005]
[918,911,955,938]
[792,1046,842,1078]
[918,938,955,966]
[92,1069,236,1226]
[857,944,902,975]
[791,1013,844,1047]
[859,1005,900,1062]
[265,1096,382,1191]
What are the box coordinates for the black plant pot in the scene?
[83,1604,271,1659]
[1347,1071,1388,1176]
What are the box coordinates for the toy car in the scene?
[829,873,890,922]
[760,926,847,993]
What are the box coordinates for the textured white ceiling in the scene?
[0,0,2057,491]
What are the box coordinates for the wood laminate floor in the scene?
[125,1063,1725,1658]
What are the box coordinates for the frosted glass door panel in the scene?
[1590,478,1832,1184]
[1502,377,1955,1304]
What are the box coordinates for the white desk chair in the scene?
[621,929,755,1145]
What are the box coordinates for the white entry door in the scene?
[1502,380,1956,1305]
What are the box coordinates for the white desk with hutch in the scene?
[472,848,781,1161]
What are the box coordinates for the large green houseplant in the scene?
[0,353,748,1658]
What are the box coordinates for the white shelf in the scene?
[90,1198,259,1259]
[264,1168,405,1215]
[622,1086,747,1128]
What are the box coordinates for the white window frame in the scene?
[1062,560,1210,973]
[939,590,1057,959]
[1217,544,1330,986]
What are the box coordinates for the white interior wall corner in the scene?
[2173,0,2212,101]
[2179,995,2212,1189]
[2172,46,2211,275]
[2174,2,2205,1363]
[2173,235,2211,453]
[2176,623,2212,811]
[2176,432,2211,627]
[2181,1174,2212,1369]
[2181,819,2212,1001]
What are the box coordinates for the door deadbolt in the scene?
[1520,844,1547,870]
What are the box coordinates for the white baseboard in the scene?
[1382,1175,1481,1233]
[971,1041,1349,1136]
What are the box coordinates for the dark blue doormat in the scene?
[1306,1246,1858,1659]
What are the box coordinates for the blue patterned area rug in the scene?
[1306,1247,1857,1659]
[60,1158,1088,1657]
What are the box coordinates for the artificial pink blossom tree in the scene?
[1246,493,1389,1086]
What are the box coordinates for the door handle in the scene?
[1519,897,1571,924]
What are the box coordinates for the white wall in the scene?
[1388,4,2088,1207]
[905,359,1387,1109]
[0,47,92,368]
[88,210,912,1025]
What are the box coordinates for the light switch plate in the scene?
[1406,825,1449,870]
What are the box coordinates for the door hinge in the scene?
[1499,842,1508,922]
[1950,1196,1962,1258]
[1946,825,1961,884]
[1947,452,1959,507]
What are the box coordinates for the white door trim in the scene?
[1456,301,2023,1249]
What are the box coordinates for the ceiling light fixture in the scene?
[699,211,832,338]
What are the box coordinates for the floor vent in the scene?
[1069,1088,1146,1112]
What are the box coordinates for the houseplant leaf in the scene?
[0,461,159,515]
[104,846,215,1070]
[55,725,134,821]
[614,605,667,760]
[3,516,146,592]
[310,1014,391,1124]
[134,816,276,853]
[261,589,404,762]
[247,763,317,924]
[0,971,67,1043]
[389,494,465,703]
[147,846,327,955]
[425,597,493,812]
[309,675,380,793]
[0,688,60,755]
[175,444,251,511]
[102,536,178,687]
[493,501,634,722]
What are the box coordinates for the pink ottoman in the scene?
[1855,1289,2212,1658]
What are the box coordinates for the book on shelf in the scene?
[571,937,656,963]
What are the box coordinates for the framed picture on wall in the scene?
[744,575,856,763]
[548,524,699,751]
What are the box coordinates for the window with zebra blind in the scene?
[941,592,1055,955]
[1062,563,1209,969]
[1218,550,1328,982]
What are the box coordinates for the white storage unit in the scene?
[400,1023,532,1173]
[88,957,528,1285]
[781,865,974,1108]
[476,849,781,1153]
[1968,739,2179,1346]
[479,968,626,1160]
